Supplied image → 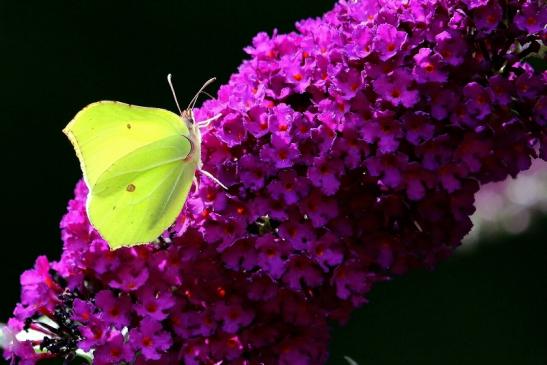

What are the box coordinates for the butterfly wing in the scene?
[63,101,189,188]
[64,101,197,248]
[88,135,197,248]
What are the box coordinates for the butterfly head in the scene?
[181,107,200,141]
[183,109,201,136]
[181,108,194,125]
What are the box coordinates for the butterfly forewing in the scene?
[87,143,196,248]
[63,101,189,188]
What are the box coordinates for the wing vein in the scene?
[155,164,187,226]
[91,136,189,190]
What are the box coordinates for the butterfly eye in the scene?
[182,109,194,124]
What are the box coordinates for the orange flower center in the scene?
[142,336,153,347]
[146,303,158,313]
[111,348,121,357]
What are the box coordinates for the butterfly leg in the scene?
[193,176,200,192]
[197,113,222,129]
[199,169,228,190]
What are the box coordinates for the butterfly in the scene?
[63,75,224,249]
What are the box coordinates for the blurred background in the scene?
[1,1,545,364]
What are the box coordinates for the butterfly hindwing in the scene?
[88,134,197,248]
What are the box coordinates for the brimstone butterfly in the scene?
[63,75,223,249]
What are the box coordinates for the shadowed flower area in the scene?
[4,0,546,364]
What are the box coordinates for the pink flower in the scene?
[95,290,132,329]
[134,288,175,321]
[213,301,254,333]
[373,69,419,107]
[373,23,407,61]
[413,48,447,84]
[94,332,133,365]
[129,318,172,360]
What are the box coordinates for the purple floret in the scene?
[129,318,172,361]
[373,23,407,61]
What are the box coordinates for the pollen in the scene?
[424,63,435,72]
[142,336,153,347]
[293,73,303,81]
[216,287,226,298]
[526,17,536,25]
[487,15,497,24]
[110,348,121,357]
[278,150,288,160]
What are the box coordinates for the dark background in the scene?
[1,1,545,364]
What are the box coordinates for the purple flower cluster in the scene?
[6,0,546,364]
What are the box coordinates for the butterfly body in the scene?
[63,101,202,249]
[180,109,203,168]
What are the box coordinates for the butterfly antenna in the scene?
[201,90,215,100]
[187,77,217,110]
[167,74,184,116]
